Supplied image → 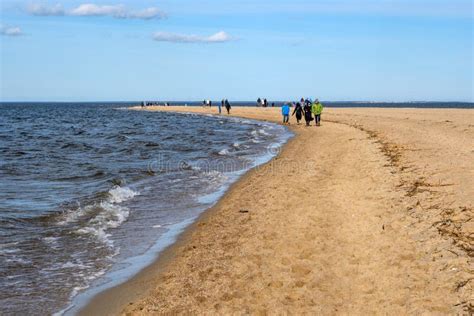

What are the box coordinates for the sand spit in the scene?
[82,106,473,315]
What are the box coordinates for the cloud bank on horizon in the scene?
[26,3,167,20]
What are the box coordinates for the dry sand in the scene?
[81,106,473,315]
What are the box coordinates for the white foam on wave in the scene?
[85,269,106,281]
[232,142,240,148]
[218,148,229,155]
[108,186,139,203]
[69,285,89,300]
[76,203,128,247]
[250,129,262,143]
[258,128,271,136]
[57,205,89,226]
[76,226,112,245]
[60,186,139,226]
[94,201,130,229]
[74,186,139,247]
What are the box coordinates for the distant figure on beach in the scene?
[225,99,231,114]
[271,102,275,107]
[264,98,268,107]
[281,102,290,124]
[219,99,223,114]
[303,102,313,126]
[292,102,303,124]
[311,99,324,126]
[256,98,261,107]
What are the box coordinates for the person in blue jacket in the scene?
[281,102,290,124]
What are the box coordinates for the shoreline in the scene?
[70,109,293,315]
[81,106,473,314]
[76,150,293,315]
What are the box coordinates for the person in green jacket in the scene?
[311,99,323,126]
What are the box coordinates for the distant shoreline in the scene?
[1,101,473,109]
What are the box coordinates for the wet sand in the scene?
[81,106,473,315]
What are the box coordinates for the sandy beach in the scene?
[81,106,473,315]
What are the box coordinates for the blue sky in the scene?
[0,0,473,102]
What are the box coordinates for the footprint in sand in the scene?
[268,280,284,288]
[293,280,306,288]
[298,249,313,260]
[281,257,291,266]
[291,264,312,277]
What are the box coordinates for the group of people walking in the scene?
[203,99,212,107]
[282,98,323,126]
[256,98,274,107]
[219,99,232,115]
[203,97,323,126]
[141,101,169,107]
[203,99,232,114]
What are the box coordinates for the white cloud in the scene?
[127,7,167,20]
[26,3,166,20]
[69,4,125,17]
[27,3,65,16]
[1,25,23,36]
[152,31,232,43]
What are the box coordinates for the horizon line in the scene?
[1,100,473,104]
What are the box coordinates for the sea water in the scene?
[0,103,292,314]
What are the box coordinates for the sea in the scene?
[0,101,472,315]
[0,102,293,315]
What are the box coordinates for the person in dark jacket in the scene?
[225,99,231,114]
[303,102,313,126]
[292,102,303,124]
